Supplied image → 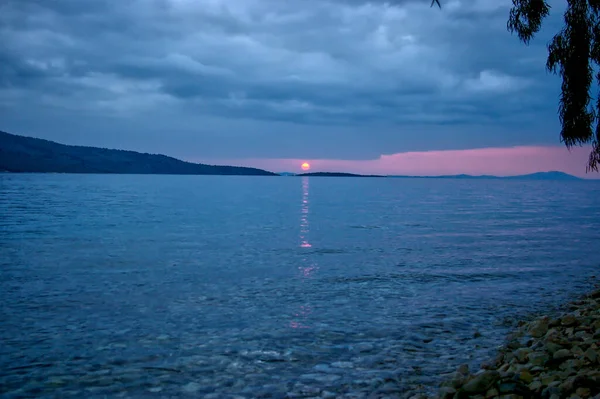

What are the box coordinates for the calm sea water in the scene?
[1,174,599,398]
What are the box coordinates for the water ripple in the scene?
[1,174,599,398]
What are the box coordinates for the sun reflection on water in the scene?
[290,176,318,329]
[299,177,311,249]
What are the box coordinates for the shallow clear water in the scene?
[1,174,599,398]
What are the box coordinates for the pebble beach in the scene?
[426,283,600,399]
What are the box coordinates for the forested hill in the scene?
[0,131,276,176]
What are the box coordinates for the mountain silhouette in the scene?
[0,131,276,176]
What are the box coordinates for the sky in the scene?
[0,0,598,177]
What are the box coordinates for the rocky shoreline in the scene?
[425,284,600,399]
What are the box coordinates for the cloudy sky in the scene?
[1,0,597,176]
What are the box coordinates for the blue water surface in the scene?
[1,174,599,398]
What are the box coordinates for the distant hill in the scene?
[295,171,582,180]
[388,171,581,180]
[0,131,276,176]
[503,171,581,180]
[298,172,385,178]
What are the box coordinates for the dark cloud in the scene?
[0,0,566,160]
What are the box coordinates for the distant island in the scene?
[388,171,582,180]
[297,172,385,178]
[281,171,583,180]
[0,131,276,176]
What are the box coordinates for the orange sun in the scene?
[301,162,311,171]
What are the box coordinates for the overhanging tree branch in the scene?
[433,0,600,172]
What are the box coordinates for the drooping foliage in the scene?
[435,0,600,171]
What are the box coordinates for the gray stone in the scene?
[528,351,550,367]
[559,358,583,371]
[518,370,534,384]
[440,372,468,389]
[529,380,542,392]
[514,348,531,363]
[541,386,561,399]
[504,352,516,363]
[584,348,598,363]
[457,364,469,375]
[507,340,522,350]
[572,346,585,356]
[541,374,559,386]
[561,314,579,326]
[529,317,550,338]
[545,342,564,354]
[498,381,519,394]
[494,352,505,367]
[480,360,494,370]
[438,387,456,399]
[461,370,500,394]
[553,349,572,360]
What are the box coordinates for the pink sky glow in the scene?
[198,145,600,178]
